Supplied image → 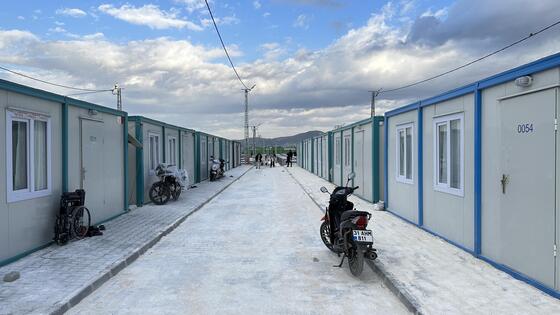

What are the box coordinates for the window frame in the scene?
[395,123,414,184]
[433,113,464,196]
[6,109,52,203]
[148,132,161,175]
[344,136,351,167]
[167,135,177,166]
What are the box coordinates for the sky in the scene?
[0,0,559,138]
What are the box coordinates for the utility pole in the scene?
[368,88,382,117]
[113,83,123,111]
[252,125,257,156]
[242,84,256,160]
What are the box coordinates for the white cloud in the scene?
[200,15,240,27]
[17,16,25,20]
[253,1,262,9]
[56,8,87,18]
[98,4,203,30]
[175,0,209,13]
[263,12,271,18]
[48,27,67,33]
[1,0,559,138]
[293,14,311,29]
[54,21,65,26]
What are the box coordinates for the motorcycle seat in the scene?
[340,210,370,222]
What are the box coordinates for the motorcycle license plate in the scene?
[352,230,373,243]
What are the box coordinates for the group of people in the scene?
[254,152,276,169]
[253,150,296,169]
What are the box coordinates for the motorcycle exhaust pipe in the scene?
[364,250,378,260]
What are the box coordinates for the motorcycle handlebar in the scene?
[352,186,359,191]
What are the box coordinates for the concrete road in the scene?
[69,167,409,314]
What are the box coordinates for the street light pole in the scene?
[368,88,382,117]
[243,84,256,161]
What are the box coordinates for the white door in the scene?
[81,119,105,223]
[354,131,365,195]
[343,134,352,181]
[200,137,208,180]
[500,88,557,288]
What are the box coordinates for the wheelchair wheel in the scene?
[72,206,91,239]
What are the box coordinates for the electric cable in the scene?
[204,0,250,90]
[381,19,560,94]
[0,65,112,92]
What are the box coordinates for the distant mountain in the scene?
[239,130,324,150]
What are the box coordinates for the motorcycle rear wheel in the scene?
[348,246,364,276]
[320,221,335,252]
[171,181,181,201]
[149,182,171,205]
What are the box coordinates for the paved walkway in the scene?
[287,166,560,314]
[69,167,409,315]
[0,165,251,315]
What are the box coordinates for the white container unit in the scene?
[128,116,195,207]
[0,79,127,265]
[384,52,560,297]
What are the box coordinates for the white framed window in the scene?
[344,136,351,167]
[396,123,413,184]
[6,109,52,202]
[335,137,341,165]
[148,133,160,174]
[167,136,177,165]
[433,113,464,196]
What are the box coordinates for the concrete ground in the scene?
[0,166,251,315]
[69,167,409,315]
[287,166,560,315]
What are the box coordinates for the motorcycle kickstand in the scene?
[333,254,346,268]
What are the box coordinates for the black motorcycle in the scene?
[319,172,377,276]
[149,164,185,205]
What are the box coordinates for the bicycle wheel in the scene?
[72,206,91,239]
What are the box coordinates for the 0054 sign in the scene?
[517,123,534,134]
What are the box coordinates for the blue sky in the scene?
[0,1,559,137]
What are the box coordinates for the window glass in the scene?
[34,120,48,190]
[405,127,412,179]
[438,123,448,184]
[149,134,160,170]
[335,138,341,165]
[450,119,461,189]
[12,120,28,190]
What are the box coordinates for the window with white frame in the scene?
[167,136,177,165]
[335,137,341,165]
[433,113,463,195]
[148,133,160,173]
[6,109,51,202]
[344,136,351,167]
[396,123,413,184]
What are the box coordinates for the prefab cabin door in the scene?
[80,118,105,222]
[354,131,365,196]
[499,87,557,289]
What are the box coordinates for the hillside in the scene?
[239,130,324,150]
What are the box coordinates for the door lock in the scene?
[501,174,509,194]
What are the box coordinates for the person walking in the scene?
[255,153,262,169]
[270,153,276,168]
[286,150,293,167]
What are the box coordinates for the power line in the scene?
[204,0,249,90]
[0,65,111,92]
[381,19,560,94]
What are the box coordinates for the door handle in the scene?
[501,174,509,194]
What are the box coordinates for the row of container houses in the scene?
[298,51,560,298]
[0,78,241,266]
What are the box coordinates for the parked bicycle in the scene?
[54,189,91,245]
[149,163,188,205]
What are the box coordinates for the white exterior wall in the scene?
[481,68,560,260]
[0,90,62,262]
[422,95,475,250]
[387,110,419,223]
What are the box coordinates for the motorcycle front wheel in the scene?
[320,221,335,252]
[348,245,364,276]
[149,182,171,205]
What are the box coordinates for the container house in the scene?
[0,79,128,265]
[128,116,197,207]
[298,116,384,203]
[384,52,560,297]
